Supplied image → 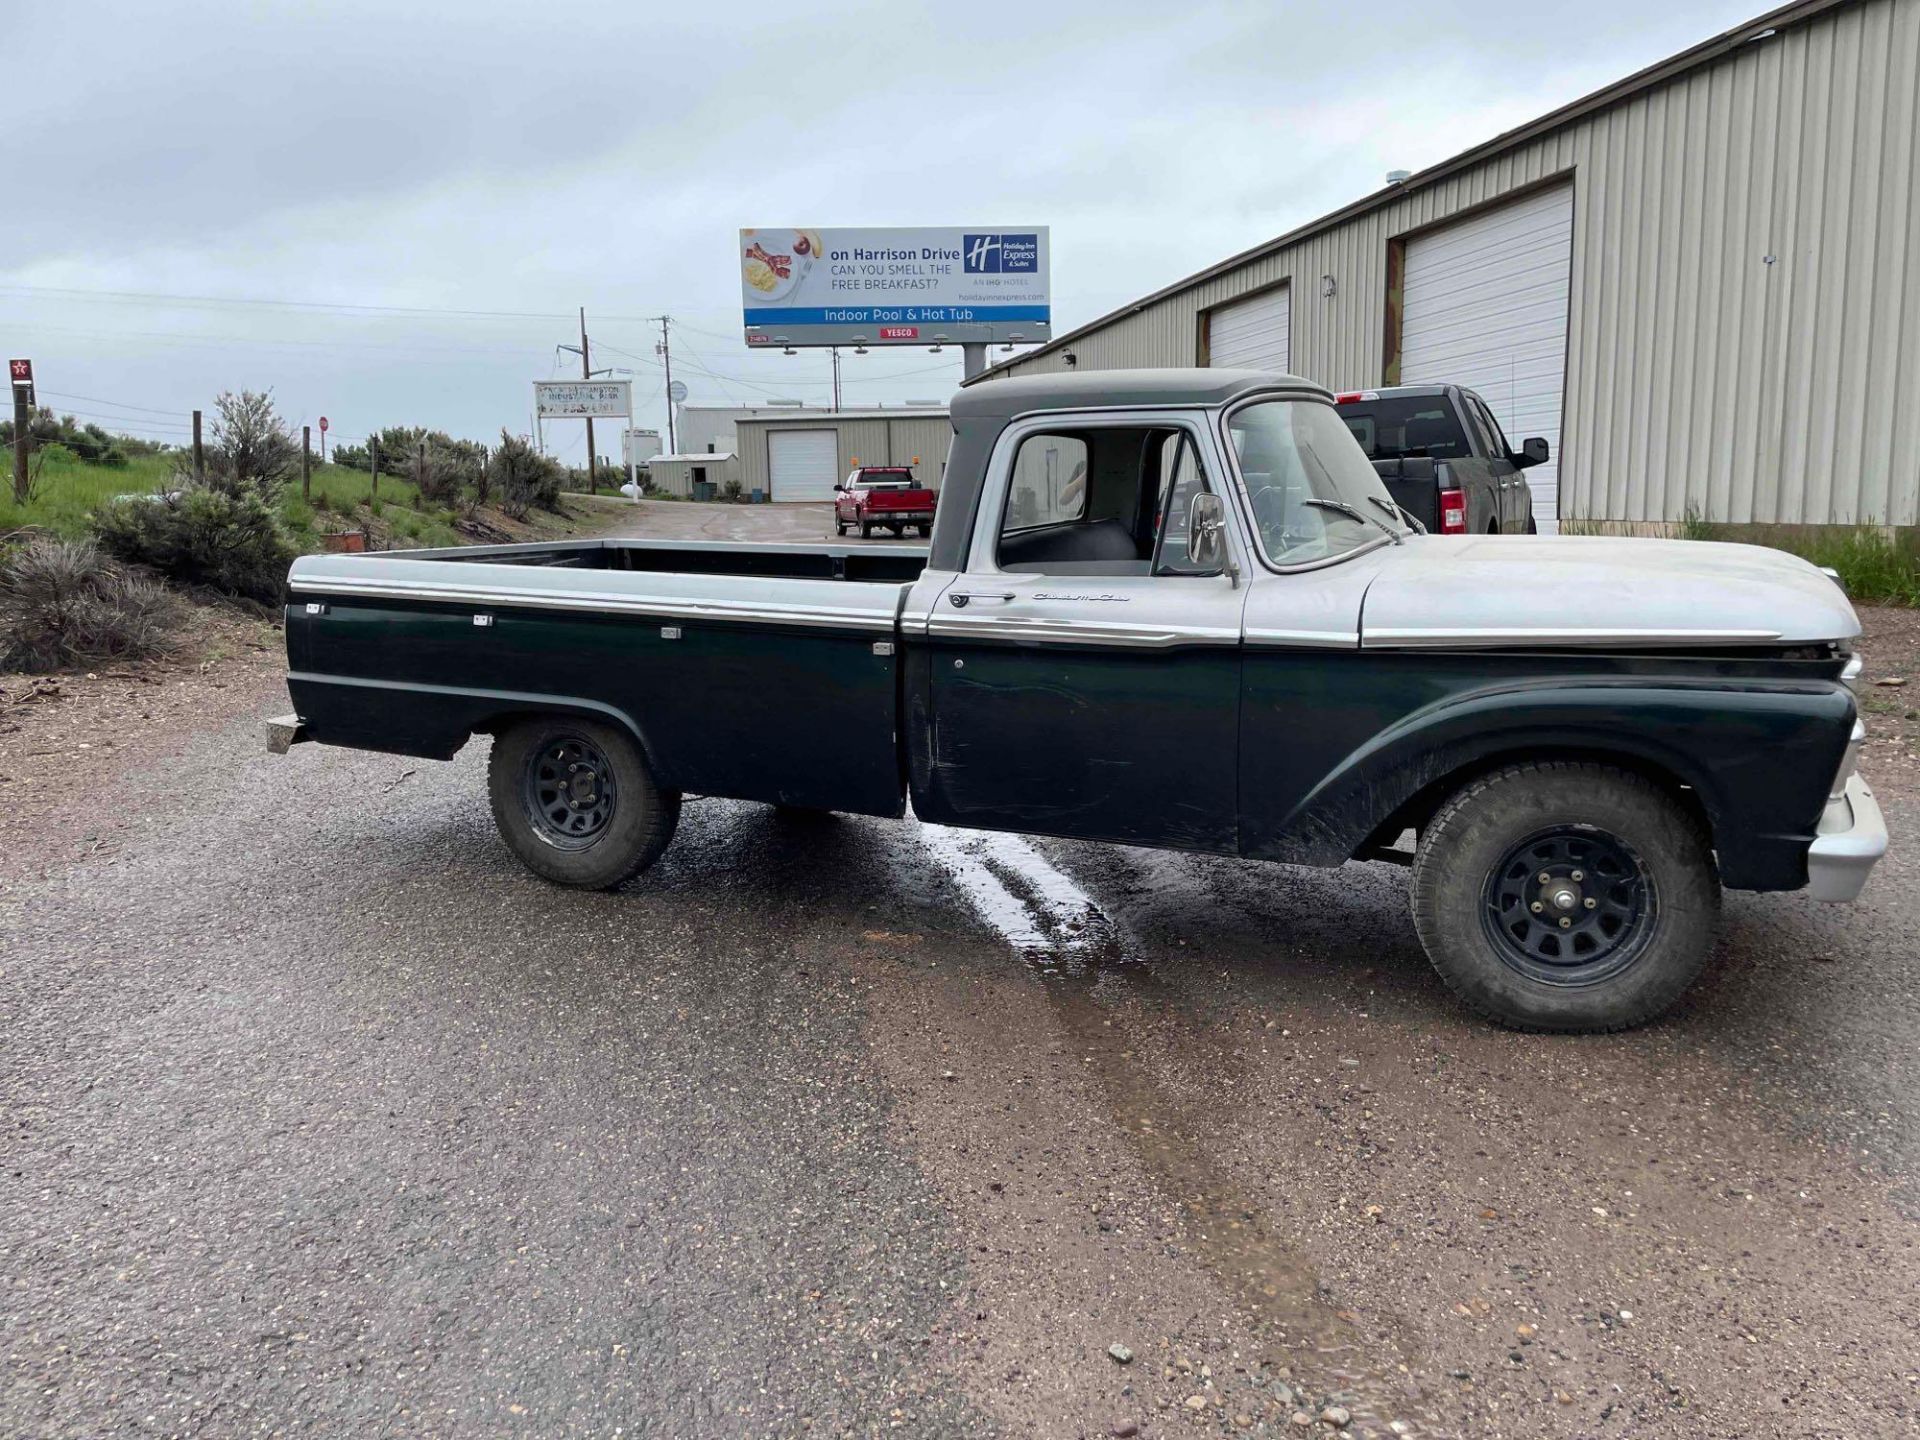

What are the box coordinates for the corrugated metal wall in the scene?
[992,0,1919,526]
[736,414,956,498]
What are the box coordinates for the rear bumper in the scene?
[265,713,308,755]
[1807,774,1888,901]
[866,511,934,523]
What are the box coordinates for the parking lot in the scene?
[5,504,1917,1440]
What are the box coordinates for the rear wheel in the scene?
[1409,762,1718,1031]
[916,523,931,537]
[1526,516,1539,534]
[487,717,679,889]
[834,520,847,536]
[859,521,873,538]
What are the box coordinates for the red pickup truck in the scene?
[833,466,937,539]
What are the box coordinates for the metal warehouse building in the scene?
[732,408,953,501]
[974,0,1918,533]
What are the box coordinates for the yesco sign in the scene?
[739,227,1050,348]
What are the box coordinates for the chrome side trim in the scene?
[1807,774,1888,902]
[926,612,1239,649]
[1361,626,1784,650]
[1244,628,1361,650]
[288,574,897,633]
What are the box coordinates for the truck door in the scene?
[915,415,1246,854]
[1465,394,1523,533]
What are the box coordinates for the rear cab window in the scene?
[1334,395,1471,461]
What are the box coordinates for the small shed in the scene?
[648,451,738,499]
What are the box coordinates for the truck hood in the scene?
[1359,535,1860,649]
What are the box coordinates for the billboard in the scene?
[739,227,1050,348]
[535,380,632,419]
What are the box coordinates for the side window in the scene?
[1151,434,1217,575]
[1003,433,1089,532]
[1470,398,1511,459]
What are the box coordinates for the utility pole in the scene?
[830,346,842,413]
[655,315,676,453]
[580,306,597,493]
[192,409,205,483]
[302,425,312,501]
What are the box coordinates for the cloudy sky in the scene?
[4,0,1760,460]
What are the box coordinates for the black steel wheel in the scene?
[488,716,679,889]
[521,732,618,850]
[1410,762,1718,1031]
[1480,826,1651,986]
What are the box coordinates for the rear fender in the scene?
[285,672,657,769]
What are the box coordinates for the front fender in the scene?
[1248,677,1854,891]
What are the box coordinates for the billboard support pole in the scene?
[961,343,987,382]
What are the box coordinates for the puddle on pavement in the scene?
[917,820,1449,1434]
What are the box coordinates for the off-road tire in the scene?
[1409,761,1719,1032]
[488,717,679,889]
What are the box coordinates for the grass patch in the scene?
[0,445,466,551]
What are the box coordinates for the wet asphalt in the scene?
[5,505,1918,1438]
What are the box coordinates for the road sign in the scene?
[319,416,329,433]
[667,380,688,404]
[9,358,31,387]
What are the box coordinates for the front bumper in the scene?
[1807,773,1888,902]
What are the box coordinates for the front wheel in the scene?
[1409,762,1719,1032]
[487,717,680,889]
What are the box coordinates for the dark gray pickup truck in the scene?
[1334,384,1546,535]
[271,368,1886,1032]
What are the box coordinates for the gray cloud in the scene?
[4,0,1763,451]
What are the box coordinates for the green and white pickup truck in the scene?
[271,369,1887,1032]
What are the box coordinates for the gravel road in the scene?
[4,508,1916,1439]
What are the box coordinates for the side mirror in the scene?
[1187,492,1228,571]
[833,483,846,493]
[1516,437,1550,469]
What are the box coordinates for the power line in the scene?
[0,281,745,328]
[35,387,195,417]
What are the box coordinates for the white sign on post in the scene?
[534,380,632,419]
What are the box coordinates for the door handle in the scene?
[949,591,1015,609]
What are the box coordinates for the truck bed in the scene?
[284,538,928,815]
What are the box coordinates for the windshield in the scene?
[1335,395,1470,460]
[1226,399,1409,566]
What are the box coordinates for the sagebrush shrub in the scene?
[92,489,296,604]
[0,536,186,672]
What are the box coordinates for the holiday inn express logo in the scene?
[963,234,1039,274]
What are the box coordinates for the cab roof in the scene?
[949,368,1329,423]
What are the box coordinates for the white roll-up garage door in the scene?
[768,429,841,502]
[1206,285,1290,373]
[1400,183,1573,533]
